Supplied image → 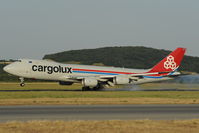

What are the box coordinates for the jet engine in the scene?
[113,76,130,85]
[82,78,98,87]
[59,81,73,85]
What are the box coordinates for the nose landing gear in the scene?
[19,77,25,87]
[20,83,25,87]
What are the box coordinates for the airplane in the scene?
[3,47,186,91]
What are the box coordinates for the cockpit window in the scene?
[29,61,32,63]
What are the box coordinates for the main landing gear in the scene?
[82,86,90,91]
[19,77,25,87]
[82,84,104,91]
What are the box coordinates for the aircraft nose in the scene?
[3,65,12,73]
[3,65,9,72]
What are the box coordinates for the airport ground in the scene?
[1,82,199,133]
[0,119,199,133]
[1,82,199,105]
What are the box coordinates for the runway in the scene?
[1,88,199,91]
[0,104,199,122]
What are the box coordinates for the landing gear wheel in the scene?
[19,77,25,87]
[93,84,104,91]
[82,87,90,91]
[20,83,25,87]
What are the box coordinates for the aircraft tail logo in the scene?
[164,55,177,70]
[149,48,186,73]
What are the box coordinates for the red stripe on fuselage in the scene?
[146,73,169,77]
[73,68,136,74]
[72,68,170,76]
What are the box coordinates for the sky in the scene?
[0,0,199,59]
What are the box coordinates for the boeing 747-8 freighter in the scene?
[3,48,186,91]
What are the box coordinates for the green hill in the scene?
[43,46,199,73]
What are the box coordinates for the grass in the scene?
[0,82,199,105]
[1,91,199,99]
[0,120,199,133]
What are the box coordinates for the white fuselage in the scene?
[3,47,186,89]
[3,59,172,85]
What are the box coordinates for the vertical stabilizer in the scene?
[149,48,186,73]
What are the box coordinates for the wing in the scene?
[59,71,179,87]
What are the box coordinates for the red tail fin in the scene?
[149,48,186,73]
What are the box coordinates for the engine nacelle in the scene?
[59,81,73,85]
[113,76,130,85]
[82,78,98,87]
